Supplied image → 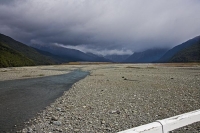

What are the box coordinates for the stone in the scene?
[74,129,80,132]
[53,121,62,126]
[110,110,120,114]
[101,120,106,124]
[51,116,58,121]
[56,107,62,111]
[27,127,33,133]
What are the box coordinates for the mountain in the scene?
[33,44,110,62]
[86,53,111,62]
[125,48,168,63]
[0,43,35,67]
[0,33,62,67]
[104,54,130,62]
[169,40,200,62]
[158,36,200,62]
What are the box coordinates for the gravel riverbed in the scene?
[3,64,200,133]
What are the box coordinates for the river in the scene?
[0,70,89,132]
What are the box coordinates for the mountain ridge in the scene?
[124,48,168,63]
[1,33,199,67]
[158,36,200,62]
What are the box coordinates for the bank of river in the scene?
[0,70,89,132]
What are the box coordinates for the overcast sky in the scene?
[0,0,200,55]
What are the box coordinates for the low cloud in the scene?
[0,0,200,53]
[55,43,133,56]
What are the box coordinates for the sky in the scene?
[0,0,200,55]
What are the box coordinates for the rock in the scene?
[110,110,120,114]
[53,121,62,126]
[27,127,33,133]
[77,116,82,120]
[101,120,106,124]
[74,129,80,132]
[51,116,58,121]
[55,128,62,132]
[124,109,128,113]
[105,127,111,131]
[56,107,62,111]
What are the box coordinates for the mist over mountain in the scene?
[32,44,110,62]
[1,32,200,68]
[0,33,111,67]
[86,52,111,62]
[104,55,130,63]
[125,48,168,63]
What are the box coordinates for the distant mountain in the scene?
[125,48,168,63]
[0,33,61,67]
[104,54,130,62]
[33,44,110,62]
[158,36,200,62]
[86,52,111,62]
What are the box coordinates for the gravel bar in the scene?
[14,64,200,133]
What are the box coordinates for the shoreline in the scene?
[0,68,89,132]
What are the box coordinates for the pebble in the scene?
[53,121,62,126]
[27,127,33,133]
[74,129,80,132]
[110,110,120,114]
[101,120,106,124]
[20,65,200,133]
[51,116,58,121]
[56,107,62,111]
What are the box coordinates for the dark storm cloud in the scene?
[0,0,200,55]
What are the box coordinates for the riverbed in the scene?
[0,69,89,132]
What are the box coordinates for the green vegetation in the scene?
[0,33,62,68]
[170,42,200,62]
[0,42,35,67]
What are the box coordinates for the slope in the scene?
[125,48,168,63]
[0,42,35,67]
[169,41,200,62]
[0,33,61,67]
[34,44,110,62]
[158,36,200,62]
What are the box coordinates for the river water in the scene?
[0,70,89,132]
